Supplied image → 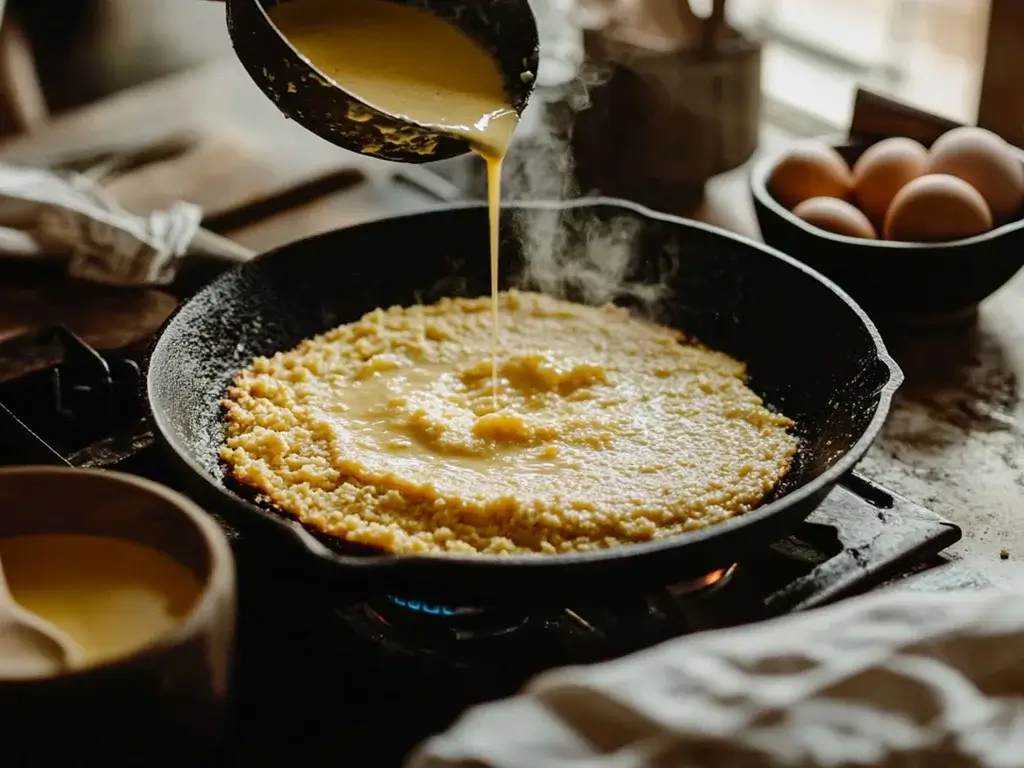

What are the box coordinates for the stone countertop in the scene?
[0,56,1021,584]
[860,287,1024,585]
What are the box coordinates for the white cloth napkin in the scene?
[408,574,1024,767]
[0,162,201,285]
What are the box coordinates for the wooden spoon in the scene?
[0,554,83,679]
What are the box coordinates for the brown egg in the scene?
[884,174,993,242]
[928,126,1024,221]
[793,197,877,239]
[768,141,853,210]
[852,137,929,227]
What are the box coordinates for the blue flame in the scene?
[387,595,458,616]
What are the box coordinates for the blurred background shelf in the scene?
[0,0,1001,140]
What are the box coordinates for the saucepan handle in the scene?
[190,228,256,265]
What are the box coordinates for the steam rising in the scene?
[503,53,675,317]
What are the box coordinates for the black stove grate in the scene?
[0,326,971,767]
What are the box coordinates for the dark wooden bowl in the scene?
[750,138,1024,324]
[0,468,236,767]
[226,0,540,163]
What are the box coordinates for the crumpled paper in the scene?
[408,574,1024,767]
[0,161,202,286]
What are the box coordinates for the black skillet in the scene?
[146,199,901,604]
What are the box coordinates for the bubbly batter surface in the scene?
[220,292,798,555]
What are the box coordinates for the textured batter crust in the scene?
[220,291,798,555]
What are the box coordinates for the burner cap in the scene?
[365,594,531,644]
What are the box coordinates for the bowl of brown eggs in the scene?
[750,126,1024,323]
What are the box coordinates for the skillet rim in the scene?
[145,197,903,575]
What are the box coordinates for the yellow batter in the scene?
[268,0,518,158]
[220,291,798,555]
[0,535,202,667]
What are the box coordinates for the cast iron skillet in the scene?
[146,199,901,604]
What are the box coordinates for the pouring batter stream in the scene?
[269,0,519,402]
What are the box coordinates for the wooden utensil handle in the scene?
[849,87,963,146]
[190,228,256,264]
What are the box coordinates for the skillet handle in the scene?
[839,471,896,508]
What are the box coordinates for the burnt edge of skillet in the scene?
[145,197,903,599]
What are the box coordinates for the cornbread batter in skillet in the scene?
[220,291,798,555]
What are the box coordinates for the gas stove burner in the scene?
[385,595,476,618]
[666,564,738,599]
[352,566,741,653]
[362,594,531,646]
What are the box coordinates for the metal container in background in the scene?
[573,26,762,216]
[422,0,762,218]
